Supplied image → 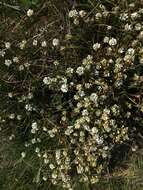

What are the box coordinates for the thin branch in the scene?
[0,2,21,11]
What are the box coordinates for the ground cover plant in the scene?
[0,0,143,189]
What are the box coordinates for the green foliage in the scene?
[20,0,40,7]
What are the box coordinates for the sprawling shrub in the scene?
[0,0,143,189]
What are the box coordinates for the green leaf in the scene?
[31,0,39,5]
[20,0,32,8]
[20,0,39,8]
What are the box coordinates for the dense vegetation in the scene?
[0,0,143,189]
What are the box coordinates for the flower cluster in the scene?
[0,0,143,189]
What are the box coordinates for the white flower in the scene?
[127,48,135,56]
[43,176,47,181]
[19,40,26,49]
[48,130,55,138]
[9,134,15,141]
[82,109,89,116]
[21,152,26,158]
[43,153,47,158]
[129,3,135,8]
[52,172,57,179]
[79,10,86,17]
[5,42,11,49]
[139,8,143,14]
[31,139,36,144]
[118,47,124,54]
[95,13,102,19]
[43,127,47,131]
[107,25,112,30]
[61,77,67,84]
[74,18,79,25]
[25,104,32,111]
[32,122,38,130]
[31,129,36,134]
[91,127,98,134]
[131,12,138,20]
[41,41,47,47]
[65,128,73,136]
[43,77,50,85]
[120,13,128,21]
[8,92,13,98]
[69,10,78,18]
[93,43,101,51]
[76,66,84,76]
[28,92,33,99]
[124,54,132,62]
[33,39,38,46]
[53,60,59,66]
[135,23,141,31]
[52,38,59,46]
[37,138,41,143]
[87,55,93,60]
[27,9,34,17]
[138,31,143,39]
[49,164,55,170]
[103,36,109,43]
[90,93,98,103]
[109,38,117,46]
[66,67,74,75]
[131,145,138,152]
[61,84,68,93]
[55,150,61,160]
[24,62,30,68]
[96,136,103,144]
[124,24,132,31]
[35,147,40,153]
[13,57,19,63]
[4,59,12,67]
[140,58,143,64]
[0,50,5,57]
[9,113,15,119]
[79,90,85,97]
[77,165,84,174]
[19,65,24,71]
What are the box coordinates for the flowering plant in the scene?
[0,0,143,189]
